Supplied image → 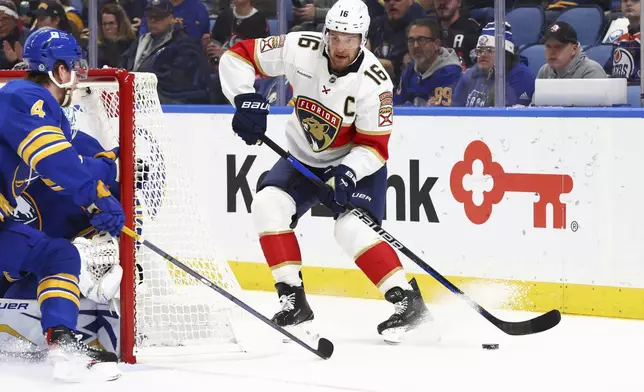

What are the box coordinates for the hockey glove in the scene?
[88,181,125,237]
[323,165,357,213]
[232,93,269,145]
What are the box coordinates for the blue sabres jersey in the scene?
[394,61,463,106]
[0,80,98,222]
[12,131,119,240]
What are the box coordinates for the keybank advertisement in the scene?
[167,113,644,289]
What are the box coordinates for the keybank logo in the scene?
[450,140,574,229]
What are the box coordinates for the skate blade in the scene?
[381,327,407,345]
[282,321,319,344]
[50,350,121,382]
[381,313,435,345]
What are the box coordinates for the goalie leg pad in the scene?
[253,186,303,286]
[334,212,410,294]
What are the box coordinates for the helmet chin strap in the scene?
[48,70,77,107]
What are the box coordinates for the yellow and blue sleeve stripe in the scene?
[37,273,80,308]
[17,126,72,170]
[41,178,64,192]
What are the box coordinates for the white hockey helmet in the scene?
[323,0,371,48]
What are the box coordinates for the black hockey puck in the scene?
[482,343,499,350]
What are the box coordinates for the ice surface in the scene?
[2,289,643,391]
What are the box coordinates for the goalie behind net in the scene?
[65,72,246,358]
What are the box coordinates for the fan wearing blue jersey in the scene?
[0,28,122,380]
[394,18,462,106]
[452,22,536,107]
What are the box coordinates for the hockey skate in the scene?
[47,326,121,382]
[377,278,432,344]
[272,282,319,342]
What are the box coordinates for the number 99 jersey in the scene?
[219,31,395,182]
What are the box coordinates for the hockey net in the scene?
[0,70,245,363]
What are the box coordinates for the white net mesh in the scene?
[63,72,244,356]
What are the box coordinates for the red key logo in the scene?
[450,140,574,229]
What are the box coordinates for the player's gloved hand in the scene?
[232,93,269,145]
[88,181,125,237]
[323,164,357,213]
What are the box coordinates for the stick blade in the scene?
[498,309,562,336]
[316,338,334,359]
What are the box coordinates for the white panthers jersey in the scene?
[219,32,394,182]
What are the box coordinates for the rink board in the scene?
[178,106,644,319]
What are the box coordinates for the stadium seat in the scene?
[584,44,613,67]
[519,44,546,76]
[507,6,544,48]
[469,7,494,25]
[627,85,641,107]
[554,6,604,46]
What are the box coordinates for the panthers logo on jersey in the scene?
[612,47,635,79]
[295,97,342,152]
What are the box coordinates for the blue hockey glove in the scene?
[88,181,125,237]
[322,165,357,213]
[232,93,269,145]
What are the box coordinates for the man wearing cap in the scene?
[34,0,76,38]
[0,0,24,70]
[537,22,606,79]
[452,21,535,107]
[138,0,209,41]
[121,0,210,104]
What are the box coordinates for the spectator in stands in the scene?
[139,0,210,41]
[91,0,146,33]
[122,0,210,103]
[435,0,479,68]
[35,0,77,38]
[452,22,535,106]
[210,0,267,47]
[94,3,136,67]
[537,22,607,79]
[290,0,337,32]
[367,0,426,84]
[606,0,640,84]
[395,18,462,106]
[0,0,24,70]
[57,0,83,33]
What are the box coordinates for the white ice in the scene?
[2,288,643,392]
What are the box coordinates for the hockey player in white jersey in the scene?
[219,0,430,342]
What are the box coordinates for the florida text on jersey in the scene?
[219,32,395,182]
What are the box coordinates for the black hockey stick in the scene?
[121,227,334,359]
[259,135,561,336]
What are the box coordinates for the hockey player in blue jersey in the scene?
[394,18,463,106]
[452,22,536,107]
[0,28,123,380]
[0,129,122,301]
